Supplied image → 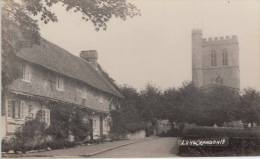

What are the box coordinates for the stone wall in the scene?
[192,29,240,89]
[126,130,146,139]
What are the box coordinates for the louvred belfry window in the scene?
[223,49,228,66]
[211,50,217,66]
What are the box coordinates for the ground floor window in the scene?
[7,99,23,119]
[36,109,50,126]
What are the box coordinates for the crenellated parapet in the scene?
[202,35,238,46]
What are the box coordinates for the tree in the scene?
[239,88,260,124]
[110,85,144,135]
[162,87,178,122]
[164,83,241,127]
[46,102,92,141]
[173,82,206,124]
[2,0,140,114]
[139,84,162,123]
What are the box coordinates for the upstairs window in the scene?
[81,88,87,99]
[56,75,64,91]
[77,88,87,105]
[98,97,104,104]
[222,49,228,66]
[211,50,217,66]
[21,64,31,82]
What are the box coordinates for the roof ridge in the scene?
[97,64,123,96]
[44,38,123,97]
[41,38,123,97]
[41,37,81,60]
[77,55,123,98]
[17,37,123,98]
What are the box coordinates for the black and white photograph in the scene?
[1,0,260,157]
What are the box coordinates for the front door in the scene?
[99,116,103,137]
[89,119,93,140]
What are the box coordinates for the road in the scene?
[92,137,178,157]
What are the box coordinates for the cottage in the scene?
[2,37,123,140]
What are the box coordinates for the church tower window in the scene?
[222,49,228,66]
[211,50,217,66]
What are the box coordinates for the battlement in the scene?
[192,29,202,35]
[202,35,238,46]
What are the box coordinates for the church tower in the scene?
[192,29,240,90]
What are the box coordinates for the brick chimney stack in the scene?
[80,50,98,70]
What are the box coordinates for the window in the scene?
[26,105,34,120]
[8,99,23,119]
[81,88,87,99]
[98,97,104,104]
[36,109,50,126]
[104,119,109,129]
[77,88,87,105]
[211,50,217,66]
[216,76,223,84]
[21,64,31,82]
[222,49,228,65]
[93,119,97,130]
[56,75,64,91]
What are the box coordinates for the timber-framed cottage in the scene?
[2,36,123,140]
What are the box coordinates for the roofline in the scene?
[18,57,123,98]
[96,64,124,98]
[16,38,123,98]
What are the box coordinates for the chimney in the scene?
[80,50,99,70]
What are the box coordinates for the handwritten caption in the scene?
[179,138,228,146]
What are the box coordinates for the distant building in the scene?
[191,29,240,90]
[2,36,123,139]
[156,120,171,135]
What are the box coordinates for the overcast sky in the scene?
[39,0,260,91]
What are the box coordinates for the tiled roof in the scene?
[16,38,123,98]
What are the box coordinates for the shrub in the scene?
[46,140,76,150]
[2,137,15,152]
[1,119,50,153]
[178,126,260,156]
[48,105,91,142]
[158,128,181,137]
[125,122,146,133]
[182,126,260,138]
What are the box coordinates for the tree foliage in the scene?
[111,83,260,135]
[239,88,260,124]
[110,86,144,135]
[1,0,140,114]
[2,0,140,86]
[46,103,91,141]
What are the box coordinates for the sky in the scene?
[39,0,260,91]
